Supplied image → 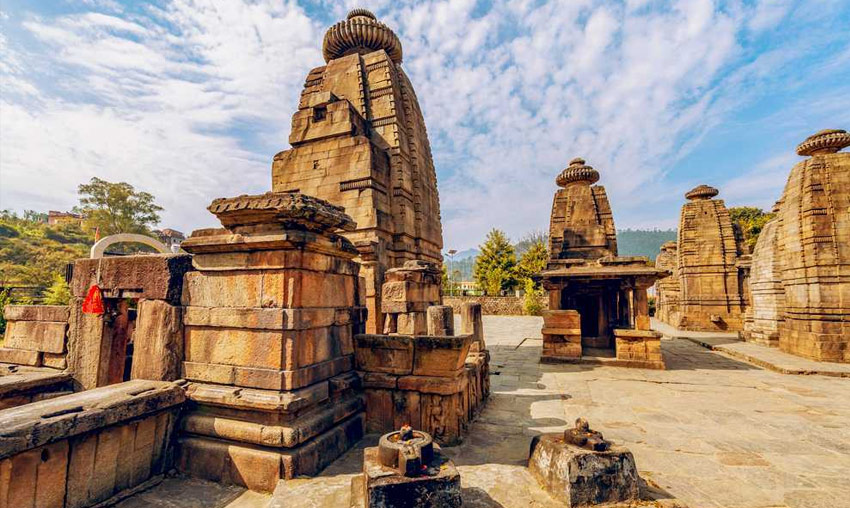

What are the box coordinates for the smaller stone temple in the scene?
[653,241,680,325]
[672,184,749,331]
[538,158,669,369]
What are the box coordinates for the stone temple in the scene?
[669,184,749,331]
[742,129,850,362]
[272,8,443,334]
[539,158,668,369]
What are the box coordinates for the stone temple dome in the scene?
[556,158,600,187]
[685,184,719,201]
[322,8,403,63]
[796,129,850,156]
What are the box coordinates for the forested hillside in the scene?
[616,229,677,260]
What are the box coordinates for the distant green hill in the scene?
[616,229,677,260]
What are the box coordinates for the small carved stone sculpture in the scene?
[377,426,435,477]
[564,417,610,451]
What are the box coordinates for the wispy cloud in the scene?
[0,0,848,250]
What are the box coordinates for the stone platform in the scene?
[652,319,850,377]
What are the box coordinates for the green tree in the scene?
[515,240,548,286]
[729,207,775,252]
[522,278,545,316]
[74,177,163,236]
[43,274,71,305]
[473,229,517,296]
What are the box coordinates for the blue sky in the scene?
[1,0,848,251]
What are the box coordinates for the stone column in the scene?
[459,302,484,351]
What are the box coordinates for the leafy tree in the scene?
[729,207,775,252]
[0,211,88,289]
[43,274,72,306]
[473,229,517,296]
[522,278,545,316]
[74,177,163,236]
[515,240,548,286]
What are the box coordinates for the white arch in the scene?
[90,233,169,259]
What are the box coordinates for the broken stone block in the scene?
[350,428,462,508]
[528,433,639,507]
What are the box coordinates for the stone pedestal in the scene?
[614,329,664,369]
[528,433,639,507]
[541,310,582,361]
[355,334,473,445]
[350,434,461,508]
[175,192,365,492]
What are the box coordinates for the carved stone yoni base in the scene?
[529,434,639,507]
[350,445,462,508]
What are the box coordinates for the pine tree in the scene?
[515,239,548,286]
[473,229,517,296]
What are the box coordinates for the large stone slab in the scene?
[71,254,193,305]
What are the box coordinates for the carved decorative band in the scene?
[366,61,390,72]
[371,116,395,127]
[339,178,387,193]
[370,86,393,99]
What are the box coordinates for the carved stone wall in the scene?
[741,210,784,347]
[272,10,443,334]
[654,241,680,325]
[775,130,850,362]
[675,185,747,331]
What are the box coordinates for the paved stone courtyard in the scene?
[121,316,850,508]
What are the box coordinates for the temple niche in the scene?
[653,241,680,325]
[673,184,748,331]
[539,159,668,369]
[772,130,850,362]
[272,9,443,334]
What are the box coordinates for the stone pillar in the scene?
[427,305,454,336]
[459,302,484,351]
[131,300,183,381]
[176,192,365,492]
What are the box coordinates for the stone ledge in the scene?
[0,379,185,458]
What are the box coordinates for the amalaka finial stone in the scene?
[207,192,356,233]
[556,157,600,187]
[796,129,850,156]
[685,184,719,201]
[323,8,403,63]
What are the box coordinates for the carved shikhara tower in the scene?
[548,158,618,260]
[775,130,850,362]
[272,9,443,333]
[675,184,748,331]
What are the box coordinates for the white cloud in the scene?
[0,0,848,251]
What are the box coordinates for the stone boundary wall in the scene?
[0,380,184,508]
[443,296,549,316]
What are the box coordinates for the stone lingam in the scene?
[529,418,639,507]
[350,425,462,508]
